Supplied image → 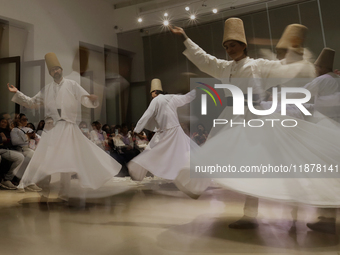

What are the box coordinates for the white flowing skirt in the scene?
[128,126,199,181]
[175,113,340,207]
[18,121,121,190]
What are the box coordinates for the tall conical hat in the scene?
[276,24,307,54]
[45,52,62,73]
[314,48,335,69]
[150,78,163,93]
[222,18,247,46]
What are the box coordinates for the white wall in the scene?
[0,0,118,86]
[0,0,120,124]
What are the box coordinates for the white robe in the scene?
[183,39,315,95]
[128,90,198,181]
[12,78,121,191]
[182,112,340,207]
[174,40,340,205]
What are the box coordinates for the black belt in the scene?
[226,94,260,106]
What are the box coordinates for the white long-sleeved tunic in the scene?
[135,90,196,133]
[128,90,197,180]
[11,78,121,191]
[183,39,315,97]
[12,78,99,124]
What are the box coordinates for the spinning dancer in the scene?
[7,52,121,199]
[128,78,197,181]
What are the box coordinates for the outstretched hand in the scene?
[169,25,184,34]
[169,26,188,40]
[7,83,18,93]
[87,94,98,102]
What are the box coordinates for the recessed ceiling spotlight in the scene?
[190,14,196,20]
[164,12,168,17]
[138,18,143,23]
[212,9,218,13]
[163,20,169,26]
[185,6,190,11]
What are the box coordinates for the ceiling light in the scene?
[163,20,169,26]
[138,18,142,22]
[212,9,218,13]
[190,15,196,20]
[164,12,168,17]
[185,6,190,11]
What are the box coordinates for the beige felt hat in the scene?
[45,52,62,73]
[150,78,163,93]
[276,24,307,54]
[314,48,335,69]
[222,18,247,46]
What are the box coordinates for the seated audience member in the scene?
[117,123,140,158]
[26,122,40,149]
[79,121,90,139]
[134,131,149,152]
[191,124,208,146]
[90,121,110,153]
[36,120,45,136]
[111,124,139,177]
[114,125,121,135]
[1,112,13,130]
[129,123,136,134]
[11,114,39,153]
[10,115,42,191]
[44,117,54,132]
[26,122,35,131]
[0,117,24,189]
[116,123,134,151]
[101,124,115,151]
[110,125,116,134]
[1,112,11,123]
[102,124,111,136]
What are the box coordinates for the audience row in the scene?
[0,111,205,190]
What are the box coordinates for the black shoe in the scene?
[306,216,336,234]
[11,176,21,186]
[229,216,259,229]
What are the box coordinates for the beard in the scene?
[53,72,62,80]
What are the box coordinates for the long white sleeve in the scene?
[11,91,44,109]
[74,83,99,108]
[172,89,196,108]
[183,39,232,78]
[134,99,158,133]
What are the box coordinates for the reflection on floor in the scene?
[0,178,339,255]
